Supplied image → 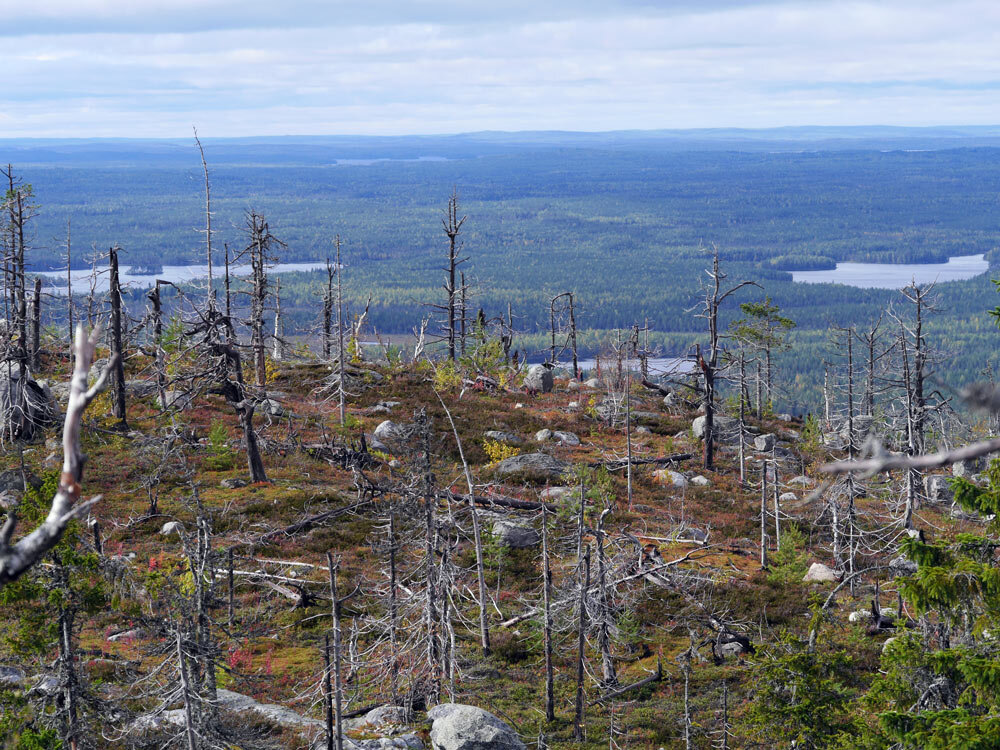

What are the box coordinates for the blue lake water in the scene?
[791,253,989,288]
[35,261,329,295]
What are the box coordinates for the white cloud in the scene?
[0,1,998,136]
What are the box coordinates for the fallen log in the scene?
[438,489,556,513]
[590,657,663,706]
[589,453,692,471]
[256,500,372,543]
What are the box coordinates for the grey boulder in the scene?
[493,453,568,480]
[523,364,553,393]
[753,434,776,452]
[427,703,526,750]
[484,431,522,446]
[492,519,540,548]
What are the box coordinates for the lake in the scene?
[548,356,697,377]
[34,261,330,295]
[791,253,989,288]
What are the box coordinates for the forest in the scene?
[6,133,1000,411]
[3,134,1000,748]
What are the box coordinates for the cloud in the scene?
[1,1,999,136]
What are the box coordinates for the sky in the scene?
[2,0,1000,138]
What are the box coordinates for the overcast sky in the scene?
[2,0,999,137]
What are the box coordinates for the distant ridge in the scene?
[5,125,1000,166]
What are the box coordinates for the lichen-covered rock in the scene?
[653,469,688,488]
[493,453,568,480]
[553,430,580,446]
[523,364,553,393]
[427,703,526,750]
[803,562,840,583]
[753,434,776,452]
[492,519,540,548]
[691,415,739,442]
[484,431,522,446]
[690,475,711,487]
[923,475,954,504]
[159,521,183,536]
[534,428,553,442]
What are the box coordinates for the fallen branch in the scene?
[255,500,372,543]
[821,437,1000,476]
[438,489,556,513]
[590,657,663,706]
[589,453,692,471]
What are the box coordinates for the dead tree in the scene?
[574,544,591,741]
[694,247,758,470]
[65,220,74,360]
[0,326,113,587]
[193,128,215,311]
[541,504,555,722]
[549,291,580,378]
[29,276,41,370]
[241,211,284,388]
[438,189,467,361]
[108,245,128,429]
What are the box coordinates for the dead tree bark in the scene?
[441,189,466,362]
[541,503,555,722]
[0,326,113,587]
[108,245,128,429]
[29,276,40,370]
[574,545,591,742]
[194,128,215,312]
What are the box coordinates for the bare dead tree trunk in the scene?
[65,220,73,362]
[323,634,334,750]
[417,411,442,706]
[176,630,198,750]
[29,276,40,370]
[760,461,769,568]
[327,553,345,750]
[148,281,168,412]
[108,245,128,429]
[541,503,555,722]
[335,236,346,426]
[596,512,618,688]
[574,545,591,742]
[194,128,215,312]
[272,278,283,362]
[441,189,466,362]
[323,257,334,361]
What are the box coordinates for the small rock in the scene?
[953,457,985,478]
[534,429,553,442]
[653,469,688,488]
[882,636,899,654]
[663,393,676,407]
[0,666,24,687]
[584,378,600,388]
[484,431,523,446]
[779,492,798,503]
[567,401,579,408]
[263,399,284,417]
[803,562,840,583]
[514,403,525,409]
[220,478,248,489]
[553,430,580,446]
[45,437,61,451]
[567,379,581,391]
[160,390,193,410]
[923,475,954,504]
[363,705,409,729]
[788,475,815,488]
[691,415,739,442]
[0,469,42,495]
[42,452,59,469]
[374,420,407,447]
[777,413,794,422]
[159,521,183,536]
[889,555,918,576]
[635,425,651,435]
[540,486,572,500]
[753,434,776,452]
[388,459,402,469]
[690,475,711,487]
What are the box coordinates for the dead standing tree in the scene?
[239,211,284,389]
[108,245,128,429]
[549,291,580,379]
[693,248,758,471]
[433,189,467,362]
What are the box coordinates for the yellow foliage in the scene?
[484,439,520,466]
